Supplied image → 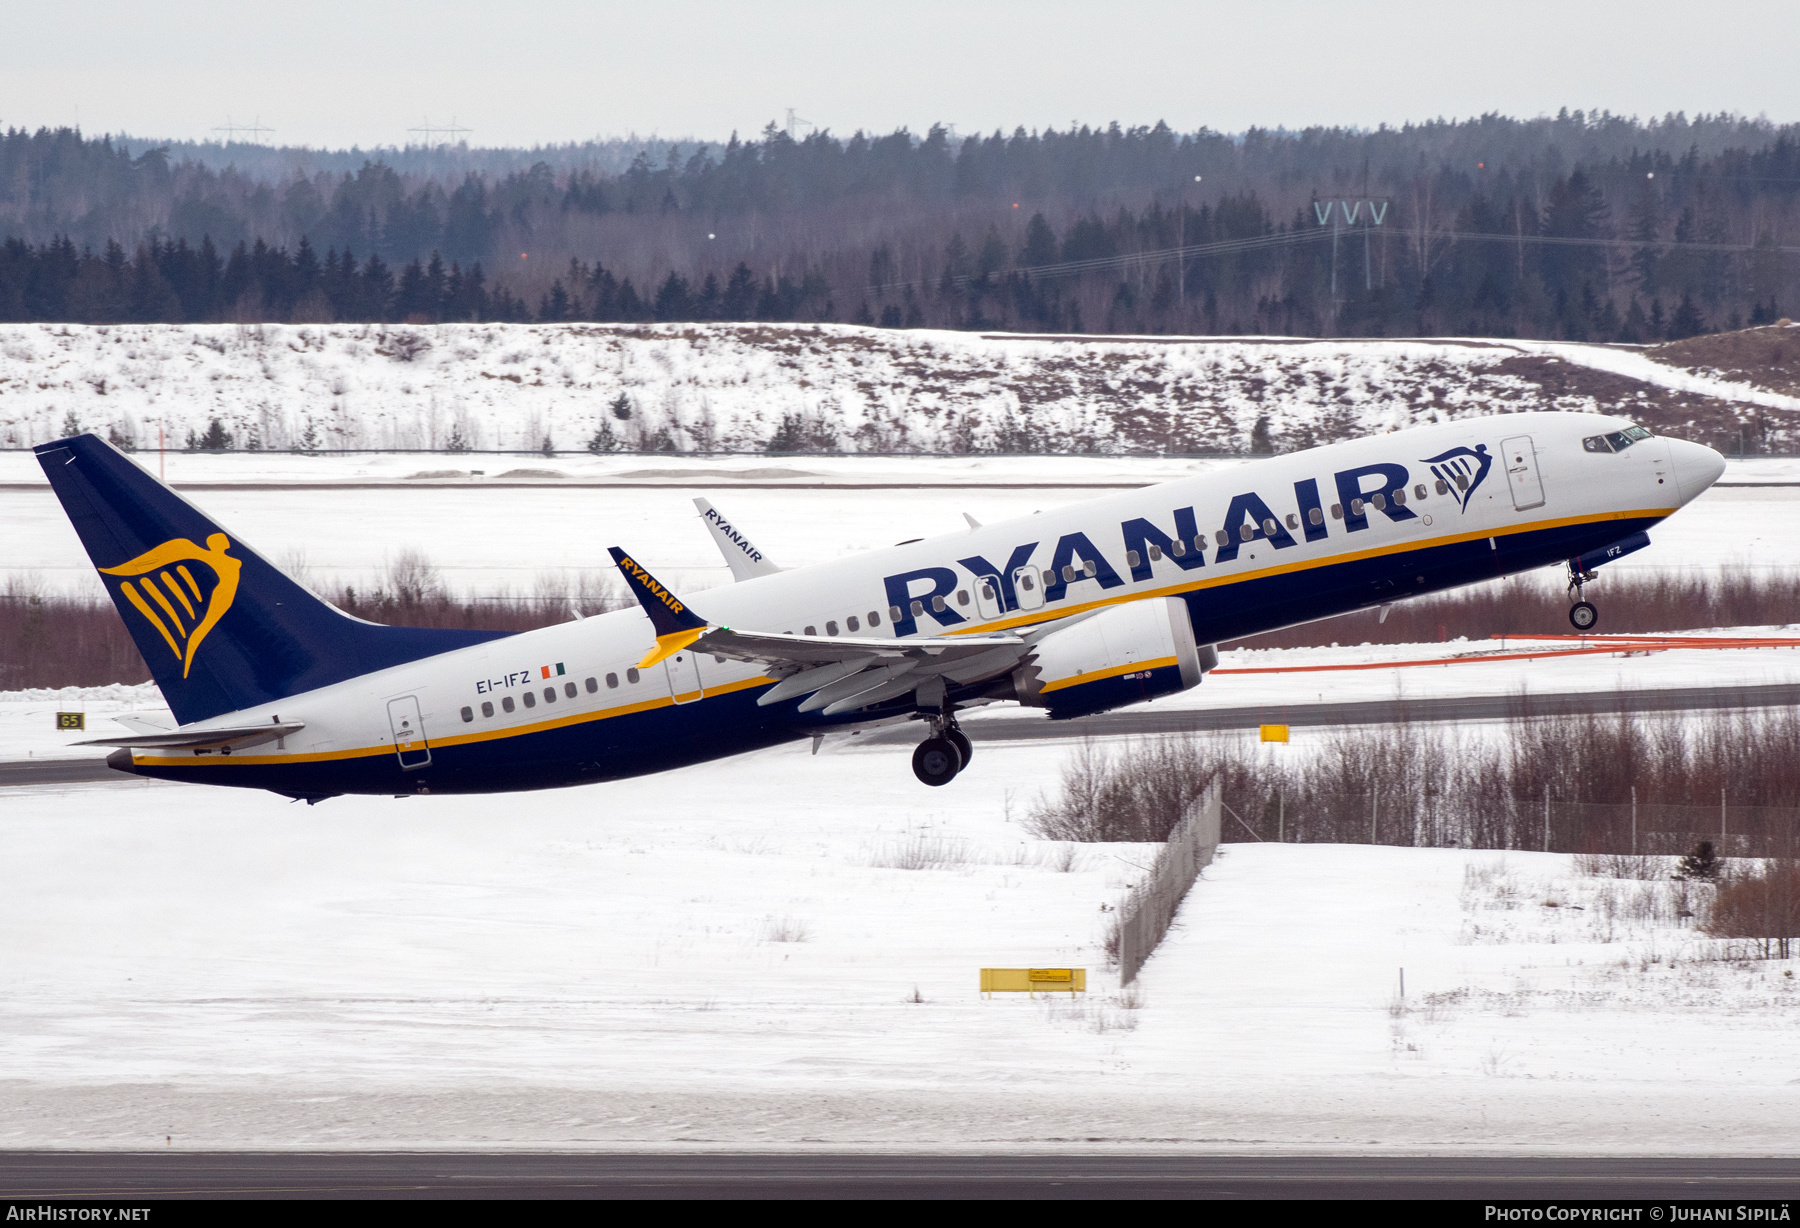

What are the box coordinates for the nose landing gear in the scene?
[1568,559,1600,631]
[911,712,971,787]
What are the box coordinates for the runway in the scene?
[1,1152,1796,1200]
[6,680,1798,789]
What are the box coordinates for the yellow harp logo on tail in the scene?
[100,533,242,678]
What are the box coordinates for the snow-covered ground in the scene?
[4,323,1797,458]
[2,738,1794,1150]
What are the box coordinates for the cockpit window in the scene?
[1582,425,1654,453]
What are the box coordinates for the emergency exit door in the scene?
[386,695,431,769]
[1500,435,1546,511]
[665,650,703,704]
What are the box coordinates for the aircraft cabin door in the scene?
[1500,435,1546,511]
[975,574,1004,620]
[665,650,703,704]
[1012,566,1046,611]
[386,695,432,769]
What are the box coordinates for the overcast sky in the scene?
[4,1,1796,150]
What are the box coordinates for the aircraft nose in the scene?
[1668,438,1726,504]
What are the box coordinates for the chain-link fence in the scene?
[1116,785,1220,986]
[1223,791,1800,859]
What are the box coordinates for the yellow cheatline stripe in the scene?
[131,674,777,768]
[119,581,181,659]
[160,570,197,621]
[176,565,204,603]
[1039,655,1178,694]
[953,508,1674,636]
[637,627,706,669]
[142,576,187,635]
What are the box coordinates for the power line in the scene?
[873,226,1800,294]
[408,117,472,146]
[210,116,274,144]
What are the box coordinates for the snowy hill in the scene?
[4,323,1798,456]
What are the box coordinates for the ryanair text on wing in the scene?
[619,555,686,614]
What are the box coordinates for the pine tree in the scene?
[721,264,756,319]
[1670,293,1707,339]
[1021,213,1058,267]
[1676,840,1719,880]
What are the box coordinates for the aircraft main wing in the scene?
[608,543,1042,716]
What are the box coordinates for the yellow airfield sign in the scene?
[980,968,1087,996]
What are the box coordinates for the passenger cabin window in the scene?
[1308,507,1324,526]
[566,682,578,698]
[461,706,474,723]
[1371,493,1386,511]
[626,667,640,684]
[1148,544,1162,561]
[1414,483,1427,500]
[1215,529,1230,546]
[1350,498,1365,516]
[956,589,970,605]
[1170,540,1186,558]
[1239,524,1254,542]
[481,701,495,718]
[868,610,881,626]
[1285,513,1299,529]
[1262,517,1278,534]
[1435,479,1449,495]
[931,595,947,612]
[1127,549,1141,568]
[889,605,903,621]
[826,621,839,636]
[1062,565,1076,581]
[1330,504,1344,519]
[1392,489,1406,506]
[523,692,537,708]
[586,677,599,693]
[1083,560,1097,577]
[911,600,925,616]
[543,687,557,703]
[804,625,816,636]
[847,615,860,631]
[502,696,516,713]
[606,672,618,688]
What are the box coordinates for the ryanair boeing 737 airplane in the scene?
[36,411,1724,799]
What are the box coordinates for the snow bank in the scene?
[6,323,1789,458]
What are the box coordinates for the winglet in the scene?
[608,547,710,667]
[694,497,781,581]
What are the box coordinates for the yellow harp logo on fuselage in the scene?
[100,533,242,678]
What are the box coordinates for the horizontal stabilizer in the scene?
[76,720,305,751]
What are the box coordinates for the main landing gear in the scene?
[1568,559,1600,631]
[912,713,972,787]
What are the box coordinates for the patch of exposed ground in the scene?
[1495,352,1800,448]
[1646,322,1800,400]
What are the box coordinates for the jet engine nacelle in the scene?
[1013,596,1207,719]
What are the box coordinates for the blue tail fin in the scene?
[36,434,511,725]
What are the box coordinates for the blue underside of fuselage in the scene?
[122,514,1658,798]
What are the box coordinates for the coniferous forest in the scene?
[0,112,1796,339]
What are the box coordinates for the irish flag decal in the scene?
[540,663,566,679]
